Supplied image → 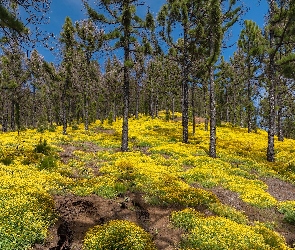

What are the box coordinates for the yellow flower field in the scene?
[0,114,294,249]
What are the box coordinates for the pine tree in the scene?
[60,17,77,135]
[84,0,154,152]
[0,0,51,44]
[76,20,103,130]
[28,49,45,128]
[265,0,295,162]
[203,0,242,158]
[238,20,265,133]
[0,43,29,132]
[158,0,211,143]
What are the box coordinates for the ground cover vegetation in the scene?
[0,114,295,249]
[1,0,295,249]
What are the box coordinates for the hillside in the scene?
[0,113,295,249]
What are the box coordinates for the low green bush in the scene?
[39,155,57,170]
[278,201,295,225]
[34,139,51,155]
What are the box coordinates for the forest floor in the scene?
[32,142,295,250]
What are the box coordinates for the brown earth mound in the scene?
[33,192,183,250]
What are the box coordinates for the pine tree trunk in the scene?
[209,65,217,158]
[267,0,276,162]
[84,92,89,131]
[2,104,8,132]
[192,83,196,135]
[226,87,229,123]
[172,96,175,120]
[267,61,276,161]
[15,101,20,133]
[11,99,15,131]
[182,25,189,143]
[121,26,130,152]
[150,88,154,118]
[203,81,209,131]
[247,65,252,133]
[182,78,189,142]
[233,84,237,126]
[277,104,284,142]
[155,94,159,118]
[135,82,140,119]
[121,72,129,151]
[32,85,37,128]
[61,86,67,135]
[240,108,243,127]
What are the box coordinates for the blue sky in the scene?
[35,0,268,63]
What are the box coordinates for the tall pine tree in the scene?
[83,0,154,151]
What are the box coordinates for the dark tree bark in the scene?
[267,0,276,162]
[209,64,217,158]
[182,25,189,143]
[203,83,209,131]
[191,82,196,135]
[247,64,252,133]
[121,18,131,152]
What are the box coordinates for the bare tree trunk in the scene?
[2,104,8,132]
[247,64,252,133]
[277,87,284,141]
[233,83,237,126]
[84,92,89,131]
[182,25,189,143]
[240,107,243,127]
[267,57,276,161]
[192,83,196,135]
[61,85,67,135]
[15,101,20,134]
[11,99,15,131]
[172,96,175,120]
[121,26,130,152]
[155,93,159,118]
[209,65,216,158]
[226,87,230,123]
[203,84,209,131]
[267,0,276,162]
[150,88,154,118]
[32,85,37,128]
[277,104,284,141]
[135,82,140,119]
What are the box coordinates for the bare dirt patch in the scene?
[262,176,295,201]
[33,192,182,250]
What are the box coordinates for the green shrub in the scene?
[21,152,40,165]
[278,201,295,225]
[39,155,57,170]
[34,139,51,155]
[83,220,156,250]
[0,155,13,166]
[71,124,79,130]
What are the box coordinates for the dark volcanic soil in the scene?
[33,192,183,250]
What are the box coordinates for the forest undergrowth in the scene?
[0,112,295,249]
